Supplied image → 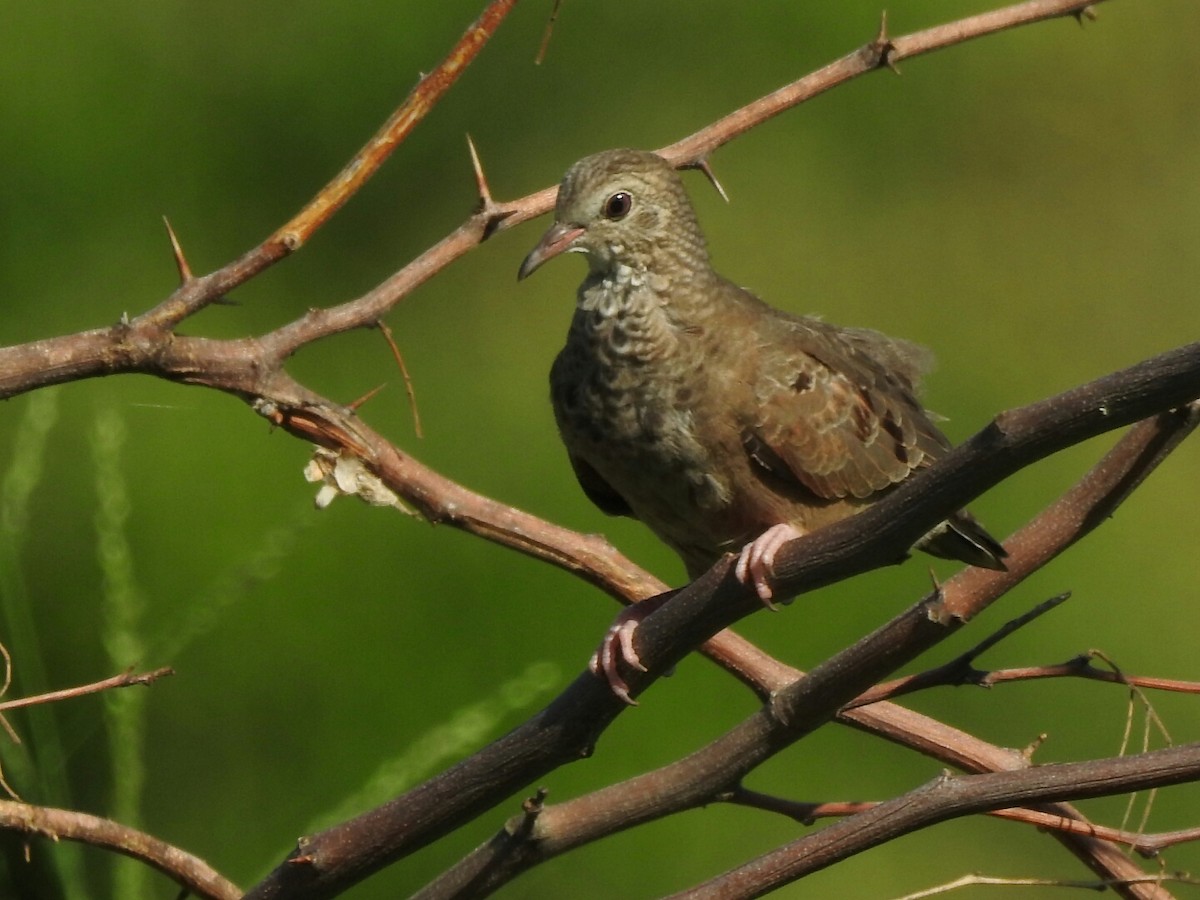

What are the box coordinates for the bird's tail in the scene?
[917,511,1008,571]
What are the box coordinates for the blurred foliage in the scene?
[0,1,1197,897]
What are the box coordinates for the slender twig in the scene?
[857,655,1200,708]
[981,657,1200,693]
[0,799,239,900]
[891,871,1200,900]
[0,666,173,713]
[662,0,1107,163]
[849,595,1072,706]
[728,785,1200,857]
[376,320,424,438]
[675,743,1200,898]
[137,0,520,330]
[534,0,564,65]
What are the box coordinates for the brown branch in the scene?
[376,320,424,438]
[415,410,1190,897]
[0,800,239,900]
[728,786,1200,858]
[981,657,1200,694]
[254,393,1198,900]
[137,0,520,331]
[725,787,876,825]
[247,0,1113,353]
[661,0,1106,163]
[895,872,1199,900]
[857,651,1200,709]
[534,0,564,65]
[0,0,1109,403]
[847,594,1072,705]
[0,0,1183,896]
[989,808,1200,858]
[675,743,1200,898]
[851,595,1073,705]
[0,666,174,713]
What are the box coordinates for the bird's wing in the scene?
[567,452,634,517]
[743,318,950,501]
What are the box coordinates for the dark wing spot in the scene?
[851,392,875,442]
[882,412,909,463]
[742,429,794,483]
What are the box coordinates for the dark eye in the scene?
[602,191,632,220]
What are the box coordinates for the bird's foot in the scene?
[734,523,804,605]
[589,594,671,705]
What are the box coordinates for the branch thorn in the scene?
[688,156,730,204]
[162,216,194,284]
[870,10,901,74]
[1073,5,1098,25]
[467,134,514,239]
[467,133,494,210]
[348,383,388,412]
[511,787,549,840]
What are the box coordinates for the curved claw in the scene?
[734,523,804,606]
[588,595,670,705]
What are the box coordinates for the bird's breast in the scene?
[551,289,738,537]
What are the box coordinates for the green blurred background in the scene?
[1,1,1197,897]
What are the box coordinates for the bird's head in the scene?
[518,149,709,282]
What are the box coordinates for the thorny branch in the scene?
[140,0,521,331]
[403,405,1198,900]
[3,0,1195,898]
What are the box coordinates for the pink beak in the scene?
[517,222,586,280]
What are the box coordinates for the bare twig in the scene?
[677,743,1200,898]
[0,799,239,900]
[0,667,174,713]
[891,871,1199,900]
[981,656,1200,694]
[730,786,1200,857]
[850,595,1072,705]
[534,0,565,65]
[376,320,424,438]
[138,0,520,330]
[661,0,1108,164]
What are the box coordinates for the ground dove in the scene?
[519,148,1006,701]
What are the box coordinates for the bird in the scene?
[518,148,1006,701]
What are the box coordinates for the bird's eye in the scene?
[602,191,632,220]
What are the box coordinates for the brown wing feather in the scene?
[745,317,950,501]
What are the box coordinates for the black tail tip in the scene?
[918,514,1008,572]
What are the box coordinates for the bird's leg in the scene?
[735,523,804,605]
[589,593,673,705]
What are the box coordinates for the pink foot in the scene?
[734,523,804,604]
[589,593,671,705]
